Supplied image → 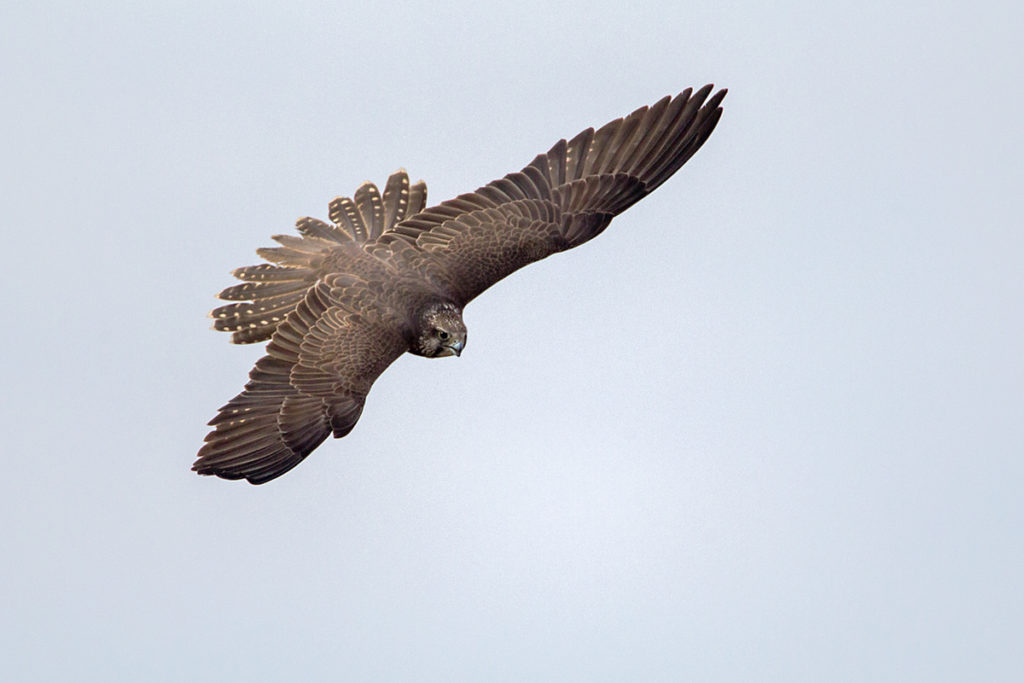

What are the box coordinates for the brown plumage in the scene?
[195,85,727,484]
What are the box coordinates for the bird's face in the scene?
[413,304,467,358]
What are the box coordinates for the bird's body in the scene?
[195,85,726,484]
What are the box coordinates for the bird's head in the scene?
[412,302,467,358]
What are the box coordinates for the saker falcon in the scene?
[195,85,727,484]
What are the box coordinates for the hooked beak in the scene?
[446,339,464,357]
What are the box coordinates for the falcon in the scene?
[195,85,726,484]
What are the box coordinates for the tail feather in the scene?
[295,217,346,242]
[231,263,309,282]
[210,290,305,336]
[381,169,411,231]
[210,169,428,344]
[354,182,386,240]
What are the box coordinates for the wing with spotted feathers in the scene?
[381,85,726,304]
[194,277,409,484]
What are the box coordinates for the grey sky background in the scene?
[2,1,1021,680]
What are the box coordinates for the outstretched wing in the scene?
[381,85,726,305]
[194,277,409,484]
[211,170,428,344]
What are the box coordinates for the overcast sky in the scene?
[2,1,1022,681]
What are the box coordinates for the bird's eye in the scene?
[438,330,450,340]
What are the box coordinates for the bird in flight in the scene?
[195,85,726,484]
